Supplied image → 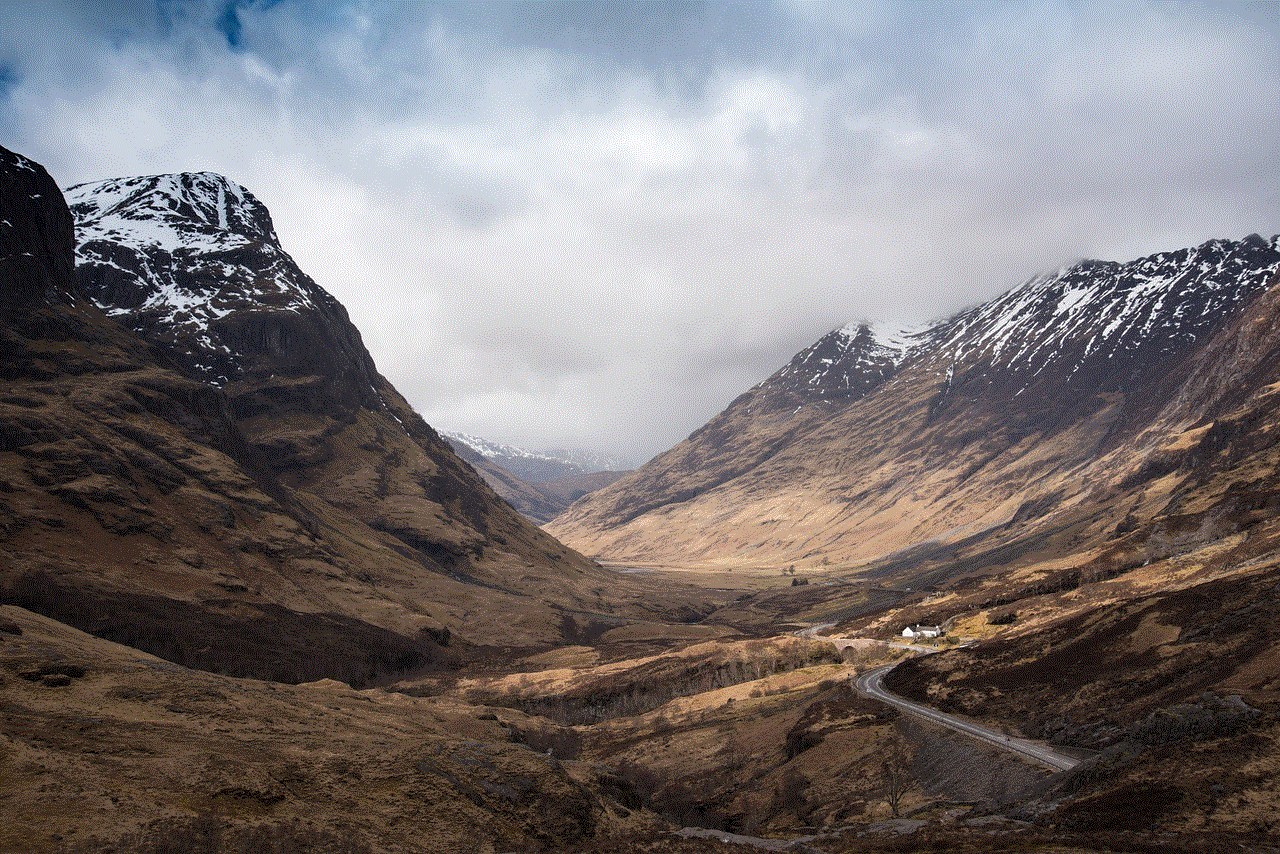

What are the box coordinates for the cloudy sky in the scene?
[2,1,1278,463]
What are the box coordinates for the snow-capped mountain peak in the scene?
[443,432,626,478]
[935,234,1280,391]
[728,234,1280,425]
[67,172,329,382]
[66,172,279,253]
[837,319,929,364]
[757,318,926,408]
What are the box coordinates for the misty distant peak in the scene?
[443,431,627,477]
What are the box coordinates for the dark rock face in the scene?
[0,147,77,321]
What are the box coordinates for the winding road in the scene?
[852,663,1080,772]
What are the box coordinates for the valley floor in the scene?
[6,549,1280,853]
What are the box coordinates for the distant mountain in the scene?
[443,431,630,522]
[0,151,672,685]
[550,234,1280,585]
[440,436,571,524]
[544,445,632,474]
[444,432,627,482]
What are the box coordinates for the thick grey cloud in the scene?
[2,1,1277,463]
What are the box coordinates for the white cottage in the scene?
[901,625,943,639]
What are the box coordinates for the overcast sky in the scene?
[2,1,1278,464]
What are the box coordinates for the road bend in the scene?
[852,663,1080,772]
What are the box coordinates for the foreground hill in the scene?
[550,236,1280,583]
[0,604,650,854]
[0,148,684,685]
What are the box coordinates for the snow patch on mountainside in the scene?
[838,320,928,361]
[446,431,555,462]
[763,319,927,403]
[66,172,324,381]
[937,235,1280,380]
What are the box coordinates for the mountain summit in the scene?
[66,172,373,388]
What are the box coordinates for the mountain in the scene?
[440,435,571,524]
[0,150,676,686]
[549,235,1280,579]
[443,431,630,522]
[444,431,628,483]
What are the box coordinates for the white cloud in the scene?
[1,1,1277,462]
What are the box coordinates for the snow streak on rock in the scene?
[931,235,1280,390]
[66,173,325,383]
[761,235,1280,415]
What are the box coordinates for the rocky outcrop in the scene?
[0,148,77,320]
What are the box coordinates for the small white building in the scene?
[901,625,943,639]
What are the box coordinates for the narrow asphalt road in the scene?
[852,663,1080,772]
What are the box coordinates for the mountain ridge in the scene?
[444,430,628,476]
[443,430,631,523]
[549,234,1280,574]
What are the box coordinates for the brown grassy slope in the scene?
[0,604,647,854]
[540,469,630,507]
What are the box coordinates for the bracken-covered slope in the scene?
[0,149,667,684]
[549,235,1280,575]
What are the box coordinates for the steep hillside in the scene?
[549,236,1280,580]
[0,148,684,685]
[0,604,651,854]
